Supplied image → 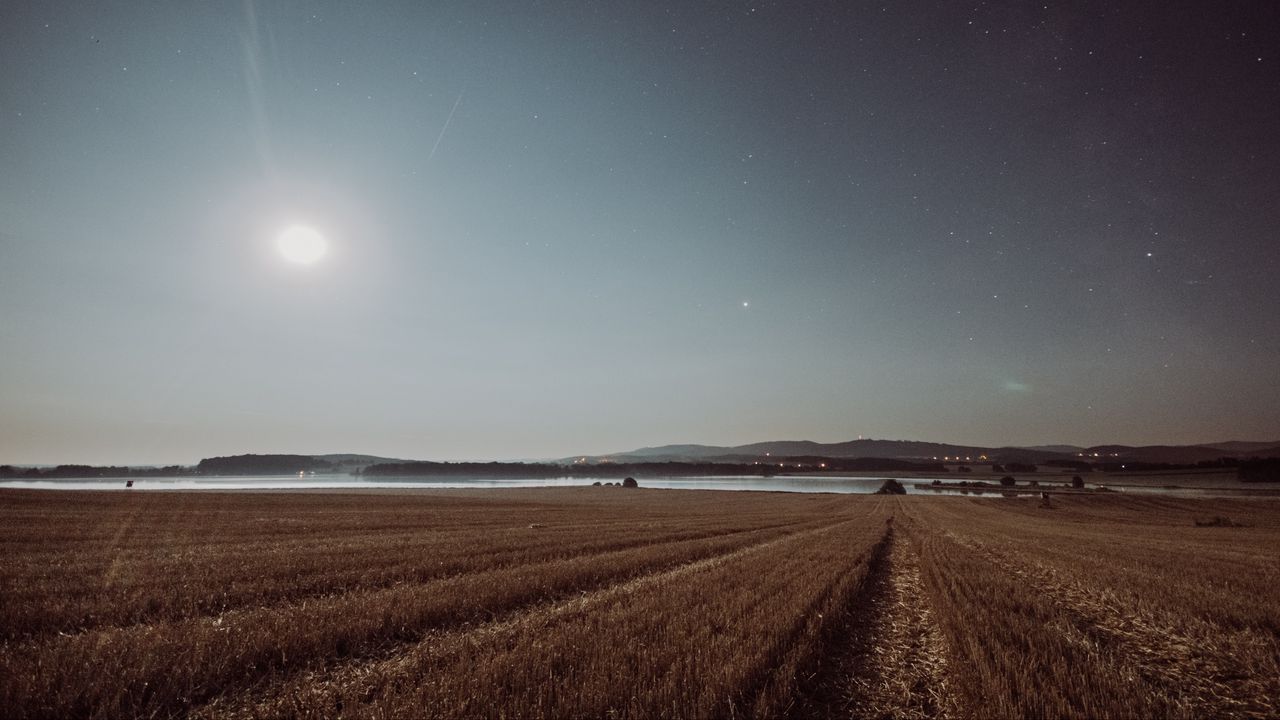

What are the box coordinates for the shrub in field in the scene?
[1194,516,1245,527]
[875,478,906,495]
[623,477,638,488]
[999,476,1016,487]
[1072,475,1085,488]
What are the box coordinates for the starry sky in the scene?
[2,1,1278,464]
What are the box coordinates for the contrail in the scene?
[427,90,464,161]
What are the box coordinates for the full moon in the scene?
[276,225,327,264]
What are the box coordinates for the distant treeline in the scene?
[1093,458,1244,472]
[1023,458,1247,473]
[196,455,335,475]
[1,455,943,479]
[769,457,948,472]
[364,462,565,478]
[0,465,192,479]
[1239,458,1280,482]
[5,454,1274,481]
[362,457,947,478]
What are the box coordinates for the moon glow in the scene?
[276,225,327,264]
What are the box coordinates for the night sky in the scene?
[2,1,1278,464]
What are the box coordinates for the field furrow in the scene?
[915,530,1176,718]
[788,519,957,720]
[0,518,832,720]
[199,509,893,719]
[5,490,1279,719]
[2,507,816,640]
[943,531,1280,719]
[854,527,956,719]
[905,496,1280,635]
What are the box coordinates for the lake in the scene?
[1,473,1267,497]
[2,474,922,493]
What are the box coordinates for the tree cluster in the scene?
[1238,458,1280,483]
[0,465,192,478]
[196,455,334,475]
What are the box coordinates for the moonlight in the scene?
[276,225,327,265]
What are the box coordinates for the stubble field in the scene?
[1,487,1277,719]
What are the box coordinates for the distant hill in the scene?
[197,454,333,475]
[364,457,946,478]
[580,438,1280,466]
[175,442,1280,477]
[196,453,407,475]
[621,444,729,459]
[311,454,409,470]
[582,439,1065,464]
[1018,444,1086,454]
[1198,441,1280,455]
[16,443,1279,479]
[312,454,403,464]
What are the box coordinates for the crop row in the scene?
[910,496,1280,634]
[200,507,894,719]
[9,489,1276,719]
[2,517,815,640]
[0,508,866,719]
[1,488,852,639]
[901,498,1280,718]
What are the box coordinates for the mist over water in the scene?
[1,475,907,493]
[0,475,1253,497]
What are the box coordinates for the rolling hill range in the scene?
[571,438,1280,465]
[1199,441,1280,455]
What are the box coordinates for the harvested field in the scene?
[2,488,1278,718]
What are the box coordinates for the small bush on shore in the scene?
[875,478,906,495]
